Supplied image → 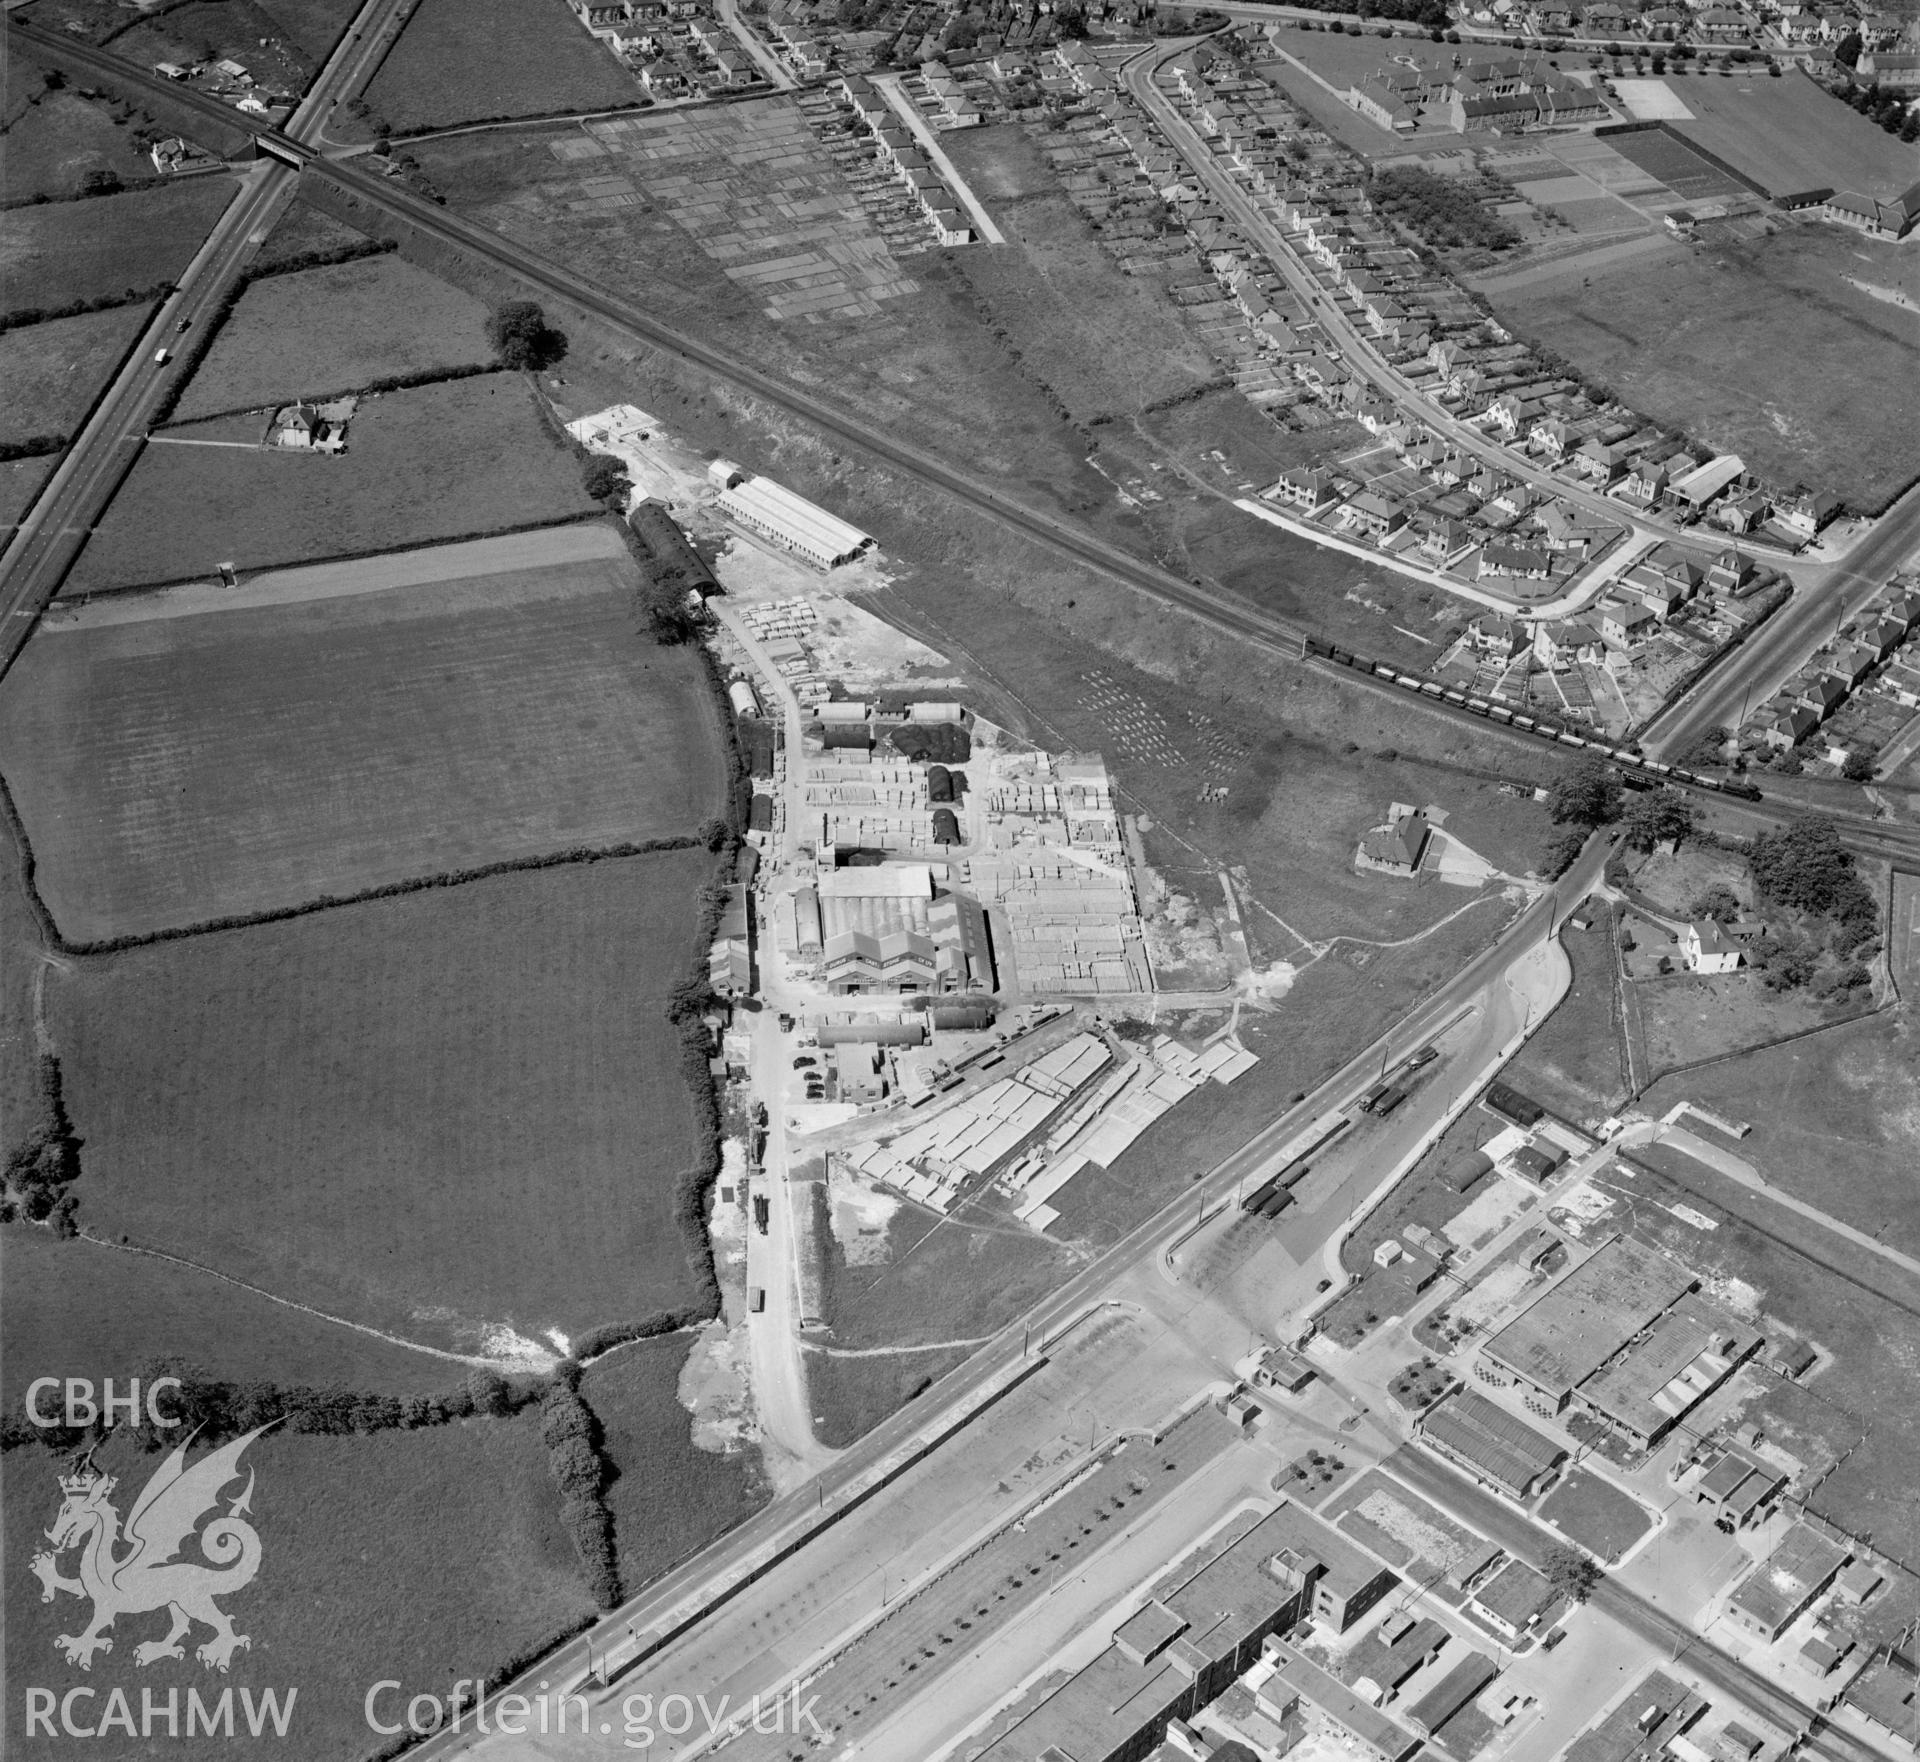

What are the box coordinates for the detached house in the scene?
[1269,467,1341,515]
[1601,598,1657,649]
[1340,490,1409,540]
[1683,920,1743,974]
[1776,490,1843,539]
[1615,460,1669,510]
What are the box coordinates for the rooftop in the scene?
[1728,1523,1850,1635]
[1484,1235,1697,1399]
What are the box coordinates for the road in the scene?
[0,0,419,683]
[1385,1446,1889,1762]
[19,23,1920,871]
[1121,39,1690,568]
[402,837,1612,1756]
[1642,485,1920,758]
[715,0,794,91]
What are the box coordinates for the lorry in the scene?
[748,1287,765,1314]
[752,1193,769,1235]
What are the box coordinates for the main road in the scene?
[0,0,421,683]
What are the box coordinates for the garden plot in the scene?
[549,101,919,321]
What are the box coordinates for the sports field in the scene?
[0,540,723,940]
[1675,70,1920,201]
[365,0,640,131]
[64,372,600,593]
[0,177,236,319]
[47,847,718,1347]
[174,254,492,418]
[0,300,155,448]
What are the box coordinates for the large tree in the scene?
[487,299,567,371]
[1542,1544,1601,1603]
[1547,758,1624,829]
[1621,788,1696,853]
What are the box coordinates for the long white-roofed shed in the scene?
[718,475,873,569]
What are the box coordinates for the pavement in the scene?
[870,74,1008,244]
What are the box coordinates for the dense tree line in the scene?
[0,1056,83,1235]
[542,1363,621,1609]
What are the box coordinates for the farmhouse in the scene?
[1682,919,1742,974]
[714,466,872,569]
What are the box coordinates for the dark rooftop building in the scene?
[1258,1643,1419,1762]
[1440,1148,1493,1193]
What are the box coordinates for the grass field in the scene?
[1,546,721,940]
[1505,923,1627,1124]
[1536,1465,1652,1562]
[1675,71,1920,202]
[0,75,168,201]
[0,794,48,1146]
[249,194,380,272]
[803,1341,973,1448]
[823,1200,1076,1349]
[257,0,362,62]
[365,0,640,131]
[0,301,154,449]
[1640,1013,1920,1260]
[174,255,492,418]
[0,456,55,529]
[65,372,600,594]
[588,1337,768,1590]
[4,1416,595,1762]
[0,178,236,320]
[45,849,717,1351]
[1635,971,1838,1074]
[1,1232,464,1410]
[1487,224,1919,507]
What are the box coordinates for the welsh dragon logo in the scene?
[28,1425,272,1672]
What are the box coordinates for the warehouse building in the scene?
[714,468,873,569]
[1725,1523,1851,1642]
[1416,1389,1565,1500]
[1481,1235,1698,1417]
[815,864,994,994]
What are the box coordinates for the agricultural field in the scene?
[45,848,719,1351]
[245,193,380,273]
[1487,224,1920,509]
[63,372,601,594]
[4,1416,595,1762]
[0,540,722,939]
[0,176,237,320]
[255,0,363,63]
[174,254,493,418]
[0,301,156,450]
[1,1232,462,1411]
[364,0,641,132]
[588,1338,768,1590]
[1673,71,1920,203]
[0,68,169,201]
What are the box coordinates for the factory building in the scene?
[712,463,872,570]
[815,864,994,994]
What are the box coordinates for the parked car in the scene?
[1405,1045,1438,1070]
[793,1056,816,1068]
